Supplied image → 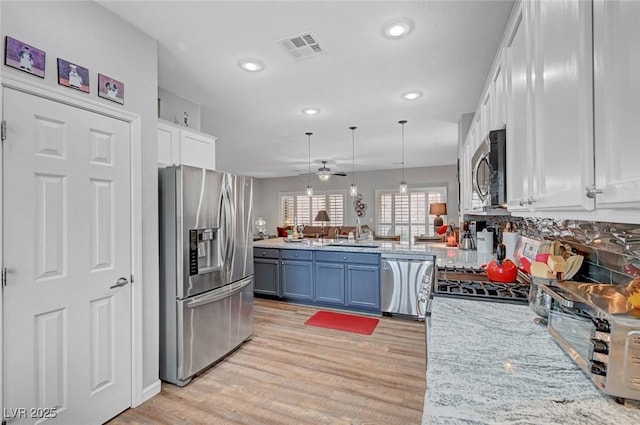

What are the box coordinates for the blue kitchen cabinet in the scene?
[281,249,314,300]
[315,251,380,312]
[346,264,380,310]
[314,262,345,305]
[253,248,280,296]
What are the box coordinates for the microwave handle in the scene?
[539,284,577,308]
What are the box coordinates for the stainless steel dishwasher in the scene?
[381,253,435,319]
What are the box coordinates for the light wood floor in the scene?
[109,298,426,425]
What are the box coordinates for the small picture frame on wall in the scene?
[4,36,46,78]
[98,73,124,105]
[57,58,89,93]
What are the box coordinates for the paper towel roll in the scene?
[503,232,520,261]
[477,229,494,253]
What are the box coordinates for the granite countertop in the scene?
[254,237,495,268]
[422,297,640,425]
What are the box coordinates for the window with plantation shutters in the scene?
[326,194,343,226]
[375,187,447,241]
[279,191,345,227]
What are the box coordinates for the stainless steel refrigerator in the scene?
[159,165,254,386]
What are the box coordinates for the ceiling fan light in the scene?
[318,171,331,181]
[350,183,358,197]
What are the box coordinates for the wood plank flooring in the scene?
[109,298,426,425]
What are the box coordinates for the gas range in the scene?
[434,265,531,304]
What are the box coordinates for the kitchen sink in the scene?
[326,241,380,248]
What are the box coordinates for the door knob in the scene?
[110,277,129,289]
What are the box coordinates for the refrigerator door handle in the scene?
[185,277,253,309]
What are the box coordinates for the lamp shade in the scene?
[314,210,331,222]
[429,203,447,216]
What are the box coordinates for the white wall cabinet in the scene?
[461,0,639,222]
[528,0,594,212]
[158,120,217,170]
[592,0,640,209]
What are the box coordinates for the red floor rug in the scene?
[304,311,379,335]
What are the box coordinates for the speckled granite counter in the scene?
[254,237,495,268]
[422,297,640,424]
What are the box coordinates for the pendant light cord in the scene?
[350,126,357,184]
[399,120,407,182]
[306,132,312,187]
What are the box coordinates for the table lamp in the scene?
[314,210,331,242]
[255,217,266,237]
[429,202,447,235]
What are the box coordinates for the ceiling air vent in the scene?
[277,32,326,61]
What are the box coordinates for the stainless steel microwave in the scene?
[471,129,507,211]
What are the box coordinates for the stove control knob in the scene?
[590,360,607,377]
[591,339,609,354]
[590,317,611,333]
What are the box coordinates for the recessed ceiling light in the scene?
[302,108,320,116]
[238,58,265,72]
[383,18,413,39]
[402,91,423,100]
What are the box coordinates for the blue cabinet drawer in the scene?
[281,249,313,261]
[253,248,280,259]
[315,251,380,265]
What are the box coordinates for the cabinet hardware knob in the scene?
[343,256,347,260]
[585,185,603,199]
[518,199,525,206]
[527,197,536,205]
[262,251,266,255]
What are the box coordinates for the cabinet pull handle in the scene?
[585,185,603,199]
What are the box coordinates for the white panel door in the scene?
[530,0,594,211]
[593,0,640,209]
[3,88,131,424]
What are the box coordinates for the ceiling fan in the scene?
[300,160,347,181]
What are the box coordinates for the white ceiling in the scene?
[100,0,513,178]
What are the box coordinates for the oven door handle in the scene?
[539,284,578,308]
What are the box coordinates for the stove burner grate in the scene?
[435,266,531,303]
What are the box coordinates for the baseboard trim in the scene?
[138,380,161,406]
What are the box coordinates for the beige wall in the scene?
[1,1,160,390]
[254,165,459,235]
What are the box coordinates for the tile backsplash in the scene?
[465,215,640,285]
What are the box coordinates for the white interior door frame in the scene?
[0,72,146,413]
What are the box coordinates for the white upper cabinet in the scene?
[157,120,217,170]
[529,0,594,211]
[480,91,492,138]
[593,0,640,209]
[506,4,532,212]
[492,51,508,130]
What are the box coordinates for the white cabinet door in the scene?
[506,5,532,212]
[459,141,472,214]
[179,130,216,170]
[593,0,640,209]
[158,121,180,167]
[492,52,508,130]
[481,91,492,137]
[529,0,594,211]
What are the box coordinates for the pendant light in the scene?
[305,132,313,197]
[349,126,358,197]
[398,120,408,194]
